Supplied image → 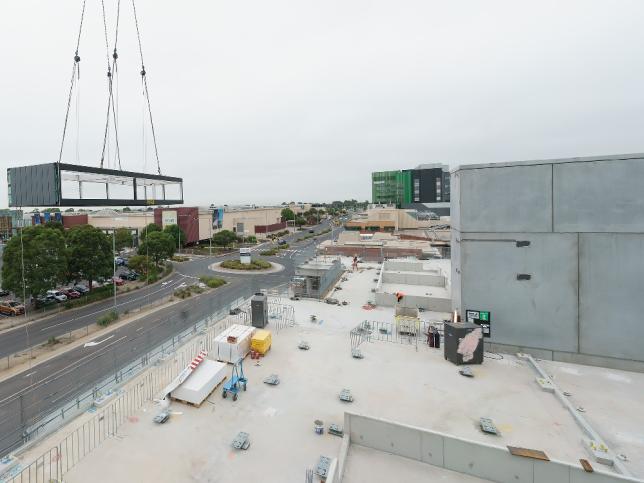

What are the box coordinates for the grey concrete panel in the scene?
[457,164,553,233]
[349,415,423,461]
[579,234,644,361]
[554,157,644,232]
[443,437,534,482]
[420,431,444,467]
[451,229,462,312]
[534,459,570,483]
[460,233,578,352]
[450,169,461,231]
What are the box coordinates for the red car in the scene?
[112,277,125,286]
[62,288,81,299]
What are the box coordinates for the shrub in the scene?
[220,259,272,270]
[199,275,227,288]
[97,310,119,327]
[46,336,60,346]
[277,243,289,250]
[64,286,113,310]
[260,248,278,256]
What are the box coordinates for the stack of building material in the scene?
[251,329,272,355]
[215,324,256,363]
[171,359,227,406]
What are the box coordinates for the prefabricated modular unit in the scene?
[171,359,227,406]
[7,162,183,207]
[214,324,256,363]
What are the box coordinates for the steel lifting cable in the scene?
[100,0,122,170]
[57,0,86,164]
[132,0,162,175]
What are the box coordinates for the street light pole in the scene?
[112,230,117,309]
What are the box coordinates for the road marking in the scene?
[136,326,144,332]
[23,371,37,378]
[84,335,115,348]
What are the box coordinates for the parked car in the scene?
[115,257,126,266]
[0,300,25,316]
[0,289,10,297]
[47,290,67,302]
[35,295,56,309]
[122,271,139,281]
[61,288,81,299]
[277,239,287,246]
[73,284,89,294]
[308,229,315,233]
[111,277,125,286]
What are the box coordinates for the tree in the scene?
[140,223,161,242]
[281,208,295,221]
[114,228,134,251]
[1,225,68,300]
[294,216,306,227]
[163,224,186,249]
[127,254,153,275]
[122,207,132,212]
[64,208,75,213]
[138,231,175,264]
[212,230,238,247]
[66,225,113,290]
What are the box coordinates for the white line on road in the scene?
[23,371,37,378]
[84,334,115,348]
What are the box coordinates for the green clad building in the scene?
[371,164,450,214]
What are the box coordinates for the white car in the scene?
[46,290,67,302]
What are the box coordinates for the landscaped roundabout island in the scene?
[209,258,285,274]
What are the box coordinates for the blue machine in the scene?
[222,358,247,401]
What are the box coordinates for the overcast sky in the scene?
[2,0,644,207]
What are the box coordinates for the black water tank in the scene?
[443,322,484,365]
[251,292,268,328]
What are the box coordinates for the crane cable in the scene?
[132,0,162,175]
[99,0,122,170]
[57,0,86,165]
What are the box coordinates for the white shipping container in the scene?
[171,359,227,405]
[214,324,256,363]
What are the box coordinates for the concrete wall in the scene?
[375,291,452,313]
[382,271,445,287]
[341,412,642,483]
[451,154,644,371]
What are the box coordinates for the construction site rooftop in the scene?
[13,258,644,483]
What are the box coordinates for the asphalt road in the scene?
[0,221,337,456]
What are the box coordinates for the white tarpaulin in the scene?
[171,359,227,405]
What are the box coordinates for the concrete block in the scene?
[457,163,553,233]
[554,156,644,233]
[460,232,579,352]
[534,460,570,483]
[579,233,644,362]
[420,431,444,466]
[349,415,423,461]
[443,436,534,482]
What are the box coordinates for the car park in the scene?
[0,289,10,297]
[47,290,67,302]
[0,300,25,316]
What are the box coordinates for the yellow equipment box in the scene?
[251,329,272,355]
